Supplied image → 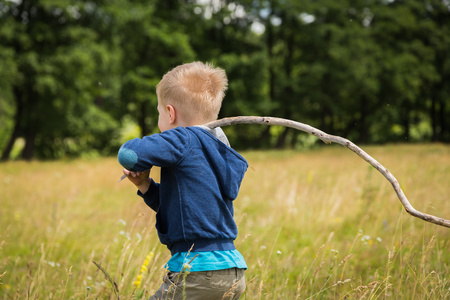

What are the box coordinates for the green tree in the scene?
[248,0,383,145]
[1,0,448,160]
[423,0,450,142]
[240,0,449,145]
[169,0,272,148]
[370,0,443,142]
[105,0,196,138]
[0,0,121,160]
[0,38,18,155]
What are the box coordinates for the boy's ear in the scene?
[166,105,176,124]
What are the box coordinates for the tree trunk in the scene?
[430,97,437,142]
[260,126,271,146]
[21,130,36,160]
[138,101,148,137]
[1,88,23,161]
[438,97,447,142]
[290,130,299,148]
[358,97,369,144]
[402,105,410,141]
[1,123,20,161]
[275,127,290,148]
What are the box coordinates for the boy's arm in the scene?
[123,168,160,211]
[117,128,190,172]
[138,178,160,212]
[122,168,151,194]
[117,129,189,212]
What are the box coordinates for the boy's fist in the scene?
[123,168,151,194]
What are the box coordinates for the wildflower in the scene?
[133,274,143,288]
[140,264,147,273]
[361,235,372,245]
[133,251,154,289]
[361,235,371,242]
[182,263,191,273]
[43,260,60,267]
[119,230,131,240]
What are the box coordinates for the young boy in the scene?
[118,62,248,299]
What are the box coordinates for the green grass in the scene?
[0,144,449,299]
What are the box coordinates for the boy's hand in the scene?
[122,168,151,194]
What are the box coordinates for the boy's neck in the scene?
[177,117,208,128]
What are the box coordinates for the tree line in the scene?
[0,0,449,160]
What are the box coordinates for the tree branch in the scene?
[204,116,450,228]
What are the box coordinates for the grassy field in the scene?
[0,144,449,299]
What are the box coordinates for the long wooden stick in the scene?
[204,116,450,228]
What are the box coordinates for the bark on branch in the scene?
[204,116,450,228]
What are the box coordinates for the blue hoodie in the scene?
[118,126,248,255]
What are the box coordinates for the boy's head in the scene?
[156,62,228,130]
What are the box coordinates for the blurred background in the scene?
[0,0,449,160]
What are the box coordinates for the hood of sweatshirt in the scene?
[190,126,248,201]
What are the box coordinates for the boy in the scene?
[118,62,248,299]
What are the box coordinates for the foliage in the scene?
[0,0,449,160]
[0,0,121,159]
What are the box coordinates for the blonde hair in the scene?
[156,61,228,123]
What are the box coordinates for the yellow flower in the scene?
[133,279,141,288]
[146,252,154,261]
[133,251,154,289]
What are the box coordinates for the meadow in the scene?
[0,144,449,299]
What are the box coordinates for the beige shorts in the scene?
[149,267,246,300]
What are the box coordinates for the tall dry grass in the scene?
[0,144,449,299]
